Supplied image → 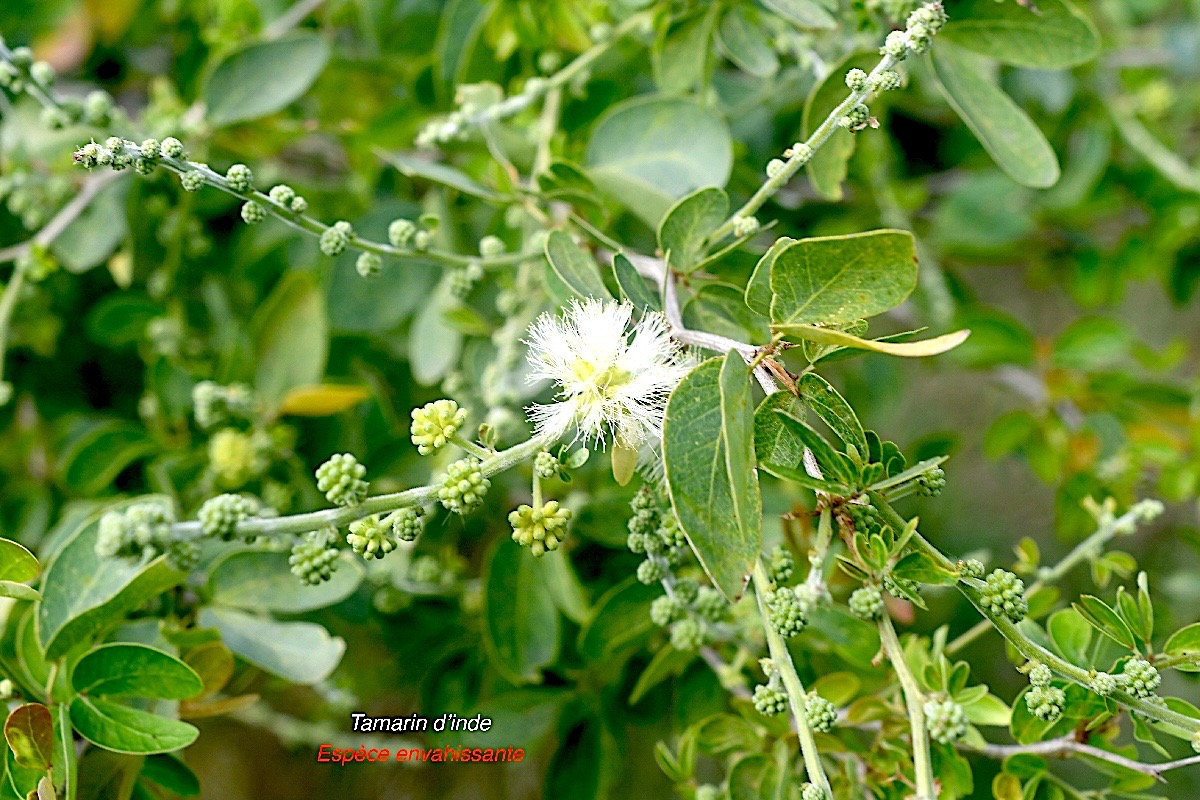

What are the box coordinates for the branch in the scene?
[877,612,936,800]
[967,737,1200,783]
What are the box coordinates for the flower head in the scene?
[524,299,687,450]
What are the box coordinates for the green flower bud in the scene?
[290,527,340,582]
[411,399,468,455]
[408,554,449,586]
[225,164,253,192]
[1029,664,1053,688]
[289,196,307,213]
[753,684,788,717]
[166,540,200,572]
[40,107,69,130]
[388,218,417,247]
[881,31,909,59]
[356,252,382,277]
[849,585,884,621]
[268,184,295,206]
[839,103,872,131]
[534,451,559,479]
[769,546,795,585]
[916,465,946,497]
[240,201,265,224]
[924,697,967,744]
[845,68,868,91]
[957,559,986,579]
[9,47,33,68]
[1025,685,1066,722]
[392,507,424,542]
[160,137,185,158]
[478,235,505,258]
[438,457,490,514]
[347,516,397,560]
[845,501,882,535]
[626,531,647,554]
[693,586,729,623]
[316,453,369,506]
[884,574,920,599]
[84,90,114,124]
[669,617,705,651]
[180,171,205,192]
[637,558,666,584]
[29,61,54,87]
[650,595,684,626]
[1121,658,1160,698]
[95,500,176,559]
[870,69,903,92]
[673,579,699,604]
[1091,672,1117,697]
[766,158,785,178]
[801,784,826,800]
[979,569,1027,623]
[767,587,807,638]
[509,500,570,556]
[208,428,268,488]
[320,221,353,257]
[696,786,720,800]
[805,692,837,733]
[197,493,261,540]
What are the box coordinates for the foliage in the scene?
[1,0,1200,797]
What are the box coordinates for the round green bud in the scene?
[957,559,986,579]
[534,451,559,479]
[268,184,295,206]
[392,507,424,542]
[225,163,253,192]
[290,528,340,582]
[626,532,647,554]
[766,158,785,178]
[979,569,1028,623]
[197,493,261,540]
[849,585,884,621]
[1030,664,1053,688]
[846,68,868,91]
[640,529,664,556]
[356,252,382,278]
[289,195,308,213]
[801,785,826,800]
[845,501,882,535]
[240,201,265,224]
[628,508,659,539]
[884,575,920,599]
[871,70,903,92]
[789,143,813,165]
[1025,685,1066,722]
[805,692,837,733]
[654,516,684,552]
[509,500,571,556]
[769,546,795,585]
[40,107,69,130]
[316,453,369,506]
[95,500,176,559]
[388,218,417,247]
[839,103,872,131]
[208,428,267,488]
[347,516,397,560]
[438,457,490,514]
[180,171,205,192]
[1192,731,1200,754]
[916,465,946,497]
[1121,658,1160,698]
[9,47,33,68]
[924,697,967,744]
[478,235,505,258]
[767,587,807,638]
[732,216,760,237]
[693,586,729,623]
[1091,672,1117,697]
[160,137,185,158]
[695,786,720,800]
[753,684,788,717]
[84,90,113,124]
[673,579,699,604]
[411,399,468,455]
[29,61,54,87]
[134,157,156,175]
[320,221,352,257]
[166,540,201,572]
[669,617,705,651]
[650,595,685,626]
[408,554,446,585]
[637,558,666,585]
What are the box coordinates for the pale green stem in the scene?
[709,52,901,243]
[751,559,832,797]
[0,261,26,402]
[451,433,494,461]
[876,613,936,800]
[171,431,557,540]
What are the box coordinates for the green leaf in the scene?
[38,500,186,660]
[761,0,835,29]
[4,704,53,771]
[585,96,733,227]
[891,552,958,586]
[663,354,763,602]
[544,231,613,301]
[1164,623,1200,672]
[653,7,717,95]
[962,693,1012,727]
[68,697,197,756]
[810,672,861,706]
[55,421,158,497]
[85,294,163,348]
[772,411,857,487]
[408,279,462,385]
[867,456,949,492]
[611,254,660,311]
[379,150,499,200]
[0,539,38,584]
[252,271,328,416]
[139,754,200,797]
[535,551,590,625]
[71,644,203,700]
[1072,596,1138,652]
[682,284,771,344]
[926,43,1060,189]
[197,607,344,684]
[769,230,918,327]
[940,0,1099,69]
[207,550,364,614]
[797,373,867,456]
[482,539,560,685]
[658,187,728,273]
[630,646,694,704]
[1046,608,1093,666]
[753,392,809,471]
[204,33,330,126]
[716,9,779,78]
[744,236,793,316]
[51,178,130,274]
[776,323,970,358]
[577,577,659,661]
[802,51,876,200]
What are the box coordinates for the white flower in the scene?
[524,299,688,449]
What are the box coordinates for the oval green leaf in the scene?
[69,697,198,755]
[482,539,561,685]
[204,33,330,127]
[0,538,39,584]
[544,230,613,301]
[658,187,728,273]
[940,0,1100,69]
[197,607,344,685]
[72,643,203,700]
[207,550,364,614]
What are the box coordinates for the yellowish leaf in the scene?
[279,384,370,416]
[774,323,970,358]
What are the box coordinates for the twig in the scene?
[967,737,1200,782]
[263,0,327,40]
